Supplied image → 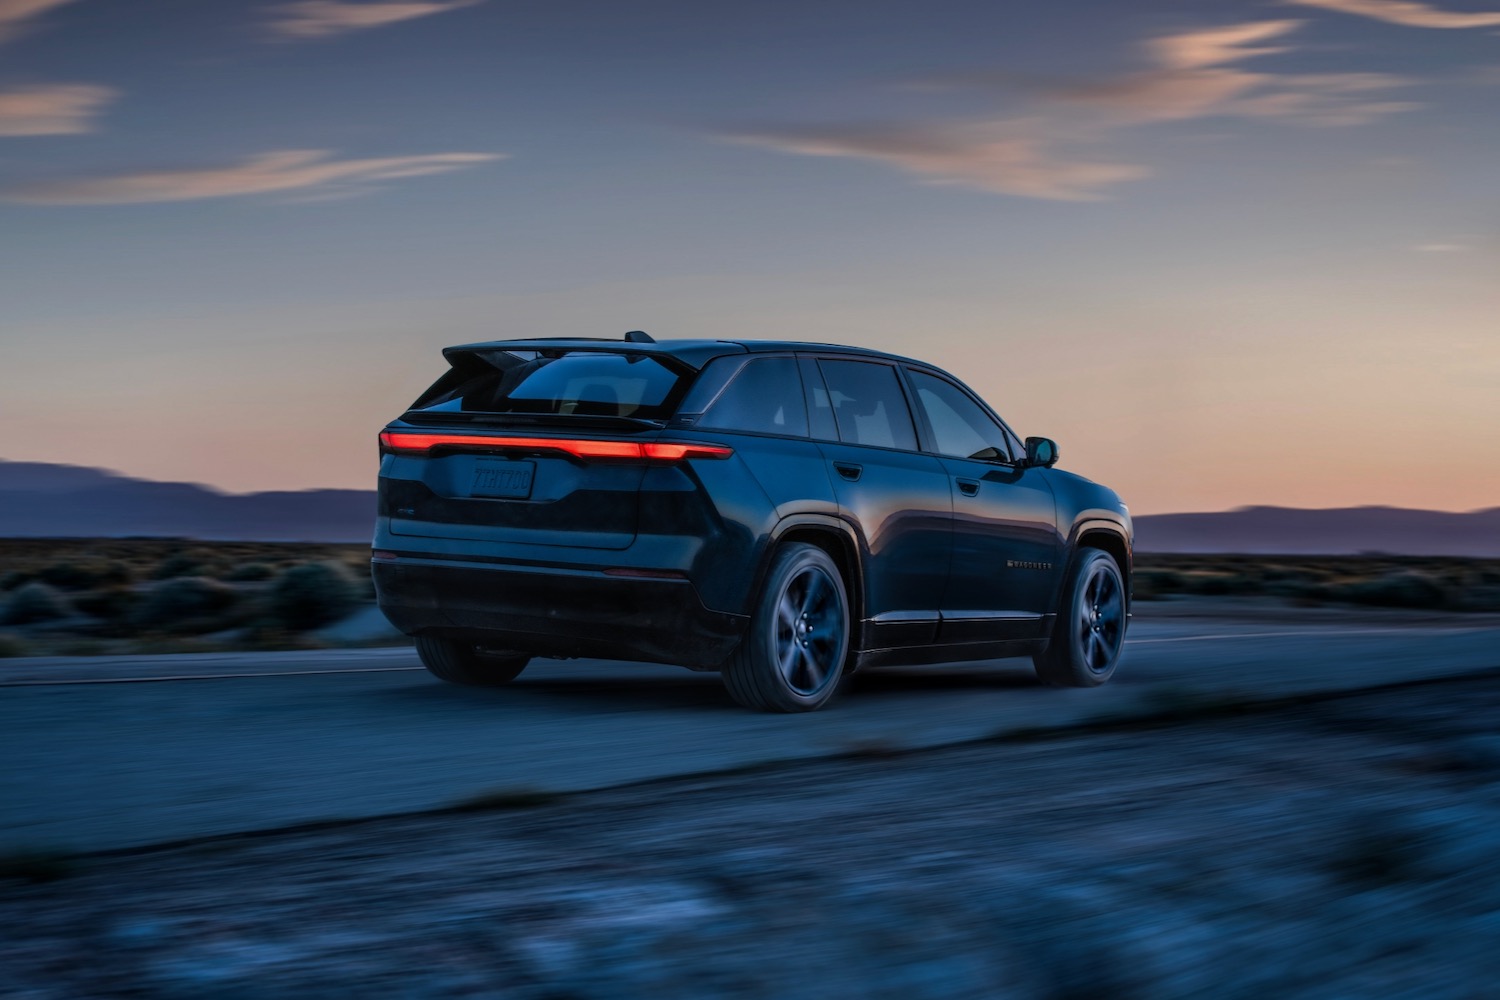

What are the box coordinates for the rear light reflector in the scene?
[379,431,731,462]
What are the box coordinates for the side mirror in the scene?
[1024,436,1059,468]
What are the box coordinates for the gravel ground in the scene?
[5,675,1500,999]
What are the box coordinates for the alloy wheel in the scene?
[1075,560,1125,674]
[773,565,844,696]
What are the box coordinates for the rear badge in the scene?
[471,460,535,499]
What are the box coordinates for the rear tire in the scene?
[722,542,850,712]
[1033,548,1126,688]
[416,637,530,687]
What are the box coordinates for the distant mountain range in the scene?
[0,459,1496,555]
[0,460,374,543]
[1136,505,1500,557]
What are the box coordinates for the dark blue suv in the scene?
[373,333,1131,712]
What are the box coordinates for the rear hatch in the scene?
[380,345,698,550]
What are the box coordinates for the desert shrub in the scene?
[72,587,140,622]
[222,562,275,582]
[37,558,130,591]
[1139,569,1185,589]
[0,571,33,592]
[269,562,359,630]
[1,582,72,625]
[133,577,237,631]
[1340,571,1447,610]
[1131,569,1185,600]
[1185,572,1257,596]
[151,548,223,581]
[1263,569,1333,601]
[0,632,28,657]
[1452,585,1500,613]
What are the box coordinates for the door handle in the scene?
[956,478,980,496]
[833,462,863,482]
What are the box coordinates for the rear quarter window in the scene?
[697,357,808,436]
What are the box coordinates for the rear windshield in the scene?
[411,351,688,420]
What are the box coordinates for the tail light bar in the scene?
[379,431,733,462]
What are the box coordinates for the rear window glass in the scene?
[411,352,686,420]
[698,358,808,437]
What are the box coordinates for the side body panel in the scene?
[936,458,1061,639]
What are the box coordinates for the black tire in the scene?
[1033,548,1127,688]
[415,636,530,687]
[722,542,850,712]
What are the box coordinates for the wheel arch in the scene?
[1067,517,1133,611]
[758,515,866,641]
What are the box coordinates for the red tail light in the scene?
[379,431,732,462]
[640,442,735,461]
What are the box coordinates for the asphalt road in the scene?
[3,600,1499,854]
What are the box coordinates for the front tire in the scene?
[722,542,850,712]
[415,637,530,687]
[1033,549,1126,687]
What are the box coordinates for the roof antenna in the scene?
[624,330,655,343]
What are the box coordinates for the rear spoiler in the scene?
[440,338,746,374]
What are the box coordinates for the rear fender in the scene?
[743,514,867,634]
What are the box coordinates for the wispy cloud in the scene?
[0,84,116,136]
[1414,234,1485,252]
[1046,21,1418,127]
[6,149,504,205]
[728,125,1148,201]
[1151,20,1304,70]
[727,19,1417,201]
[1284,0,1500,29]
[267,0,481,39]
[0,0,76,44]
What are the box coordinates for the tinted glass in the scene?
[908,370,1011,462]
[698,358,808,436]
[412,352,684,420]
[818,360,918,451]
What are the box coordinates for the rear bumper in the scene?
[373,555,748,669]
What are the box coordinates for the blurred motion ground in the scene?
[4,672,1499,998]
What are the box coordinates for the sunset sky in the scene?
[1,0,1496,514]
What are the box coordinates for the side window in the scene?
[818,360,919,451]
[907,370,1012,462]
[698,357,808,436]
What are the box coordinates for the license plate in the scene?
[471,460,534,499]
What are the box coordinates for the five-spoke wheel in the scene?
[723,542,850,712]
[1033,548,1126,687]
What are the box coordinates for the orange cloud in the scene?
[1150,20,1303,69]
[0,0,76,43]
[728,125,1148,201]
[724,19,1418,200]
[1052,22,1418,126]
[1285,0,1500,29]
[7,149,504,204]
[0,84,116,136]
[268,0,482,39]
